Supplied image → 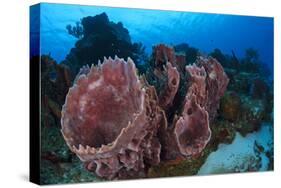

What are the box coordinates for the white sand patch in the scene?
[197,123,273,175]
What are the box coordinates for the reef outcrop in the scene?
[61,44,229,179]
[63,13,146,75]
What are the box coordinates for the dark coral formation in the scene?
[39,55,97,184]
[61,44,229,179]
[220,92,242,122]
[174,43,199,65]
[62,13,146,75]
[41,55,74,125]
[210,46,273,137]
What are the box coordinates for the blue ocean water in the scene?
[31,3,273,73]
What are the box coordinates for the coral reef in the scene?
[62,13,146,75]
[220,92,242,122]
[39,13,273,184]
[41,55,74,126]
[39,42,273,182]
[250,78,269,99]
[61,44,229,179]
[41,23,272,181]
[40,55,91,184]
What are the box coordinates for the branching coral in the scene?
[61,44,229,179]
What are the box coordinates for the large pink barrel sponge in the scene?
[174,65,210,157]
[61,57,164,179]
[61,45,229,179]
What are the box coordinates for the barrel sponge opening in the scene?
[61,57,144,149]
